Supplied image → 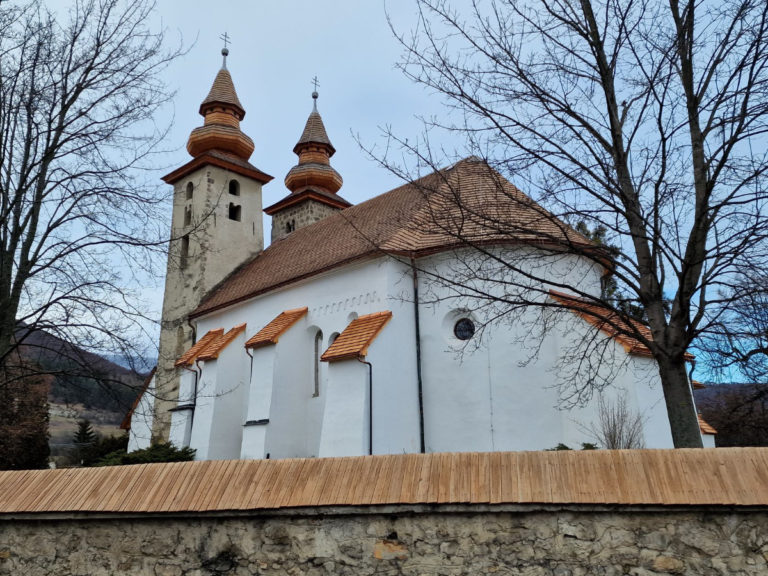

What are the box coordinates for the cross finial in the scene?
[311,76,320,111]
[220,32,231,69]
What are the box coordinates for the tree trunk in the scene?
[657,358,703,448]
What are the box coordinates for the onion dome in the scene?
[284,92,343,194]
[186,48,254,160]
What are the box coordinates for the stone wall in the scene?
[1,506,767,575]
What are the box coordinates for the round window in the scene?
[453,318,475,340]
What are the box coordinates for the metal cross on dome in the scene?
[220,32,231,50]
[311,76,320,92]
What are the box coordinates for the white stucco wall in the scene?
[127,374,155,453]
[170,245,685,460]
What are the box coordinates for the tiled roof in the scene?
[174,329,224,367]
[321,312,392,362]
[162,150,273,185]
[1,448,767,515]
[264,187,352,215]
[295,110,334,154]
[698,414,717,435]
[200,68,245,118]
[692,380,706,390]
[193,158,594,318]
[197,323,247,361]
[245,308,308,349]
[549,290,695,361]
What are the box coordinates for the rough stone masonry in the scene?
[1,506,767,575]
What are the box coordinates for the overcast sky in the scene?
[156,1,459,210]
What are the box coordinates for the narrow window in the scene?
[229,179,240,196]
[180,235,189,268]
[313,330,323,397]
[184,205,192,227]
[185,182,194,200]
[329,332,340,346]
[228,203,241,221]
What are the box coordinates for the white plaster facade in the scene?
[132,245,714,458]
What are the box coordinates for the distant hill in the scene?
[695,383,768,447]
[13,325,151,463]
[15,325,146,412]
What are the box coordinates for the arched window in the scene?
[313,330,323,397]
[185,182,193,200]
[228,203,241,221]
[229,179,240,196]
[180,235,189,268]
[329,332,340,346]
[183,205,192,227]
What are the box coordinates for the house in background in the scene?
[126,50,716,458]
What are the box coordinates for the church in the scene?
[127,48,715,458]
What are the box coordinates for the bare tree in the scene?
[585,392,646,449]
[374,0,768,447]
[0,1,181,390]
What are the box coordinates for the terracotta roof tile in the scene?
[193,158,595,318]
[321,312,392,362]
[245,308,308,349]
[200,68,245,117]
[698,414,717,435]
[197,323,247,361]
[175,329,224,367]
[549,290,695,361]
[692,380,706,390]
[2,448,767,514]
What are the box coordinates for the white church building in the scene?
[127,50,715,458]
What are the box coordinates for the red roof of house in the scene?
[698,414,717,435]
[549,290,695,361]
[174,329,224,367]
[197,323,246,361]
[192,158,597,318]
[321,312,392,362]
[245,308,308,349]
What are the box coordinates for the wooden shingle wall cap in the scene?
[175,329,224,367]
[2,448,768,515]
[321,311,393,362]
[197,323,247,361]
[245,308,308,350]
[698,414,717,435]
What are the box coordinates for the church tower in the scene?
[265,91,351,241]
[152,47,273,442]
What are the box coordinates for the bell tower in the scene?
[265,89,351,241]
[152,46,273,442]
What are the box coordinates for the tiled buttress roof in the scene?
[321,312,392,362]
[245,308,308,349]
[193,158,595,318]
[1,448,766,515]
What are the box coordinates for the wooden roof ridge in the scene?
[245,308,309,350]
[175,328,225,367]
[197,323,247,361]
[2,449,768,515]
[321,311,393,362]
